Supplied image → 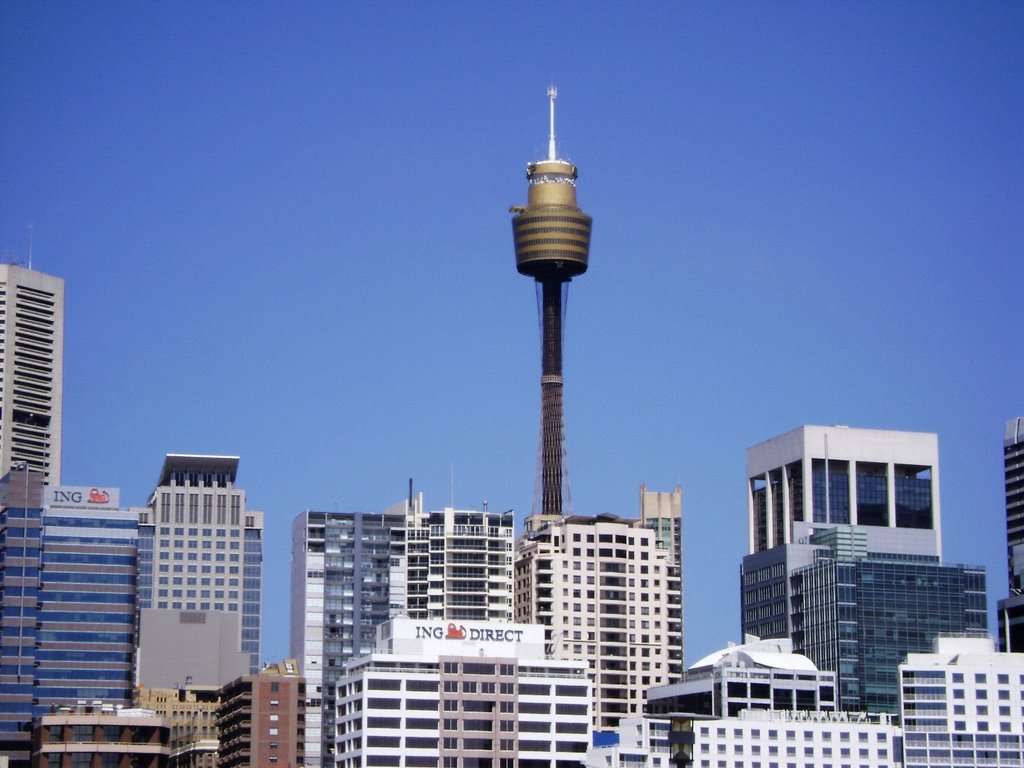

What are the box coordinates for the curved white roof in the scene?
[688,637,819,673]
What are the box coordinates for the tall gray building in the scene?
[0,264,64,484]
[740,426,987,713]
[998,416,1024,652]
[136,454,264,673]
[290,505,406,768]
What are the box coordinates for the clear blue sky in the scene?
[2,2,1021,666]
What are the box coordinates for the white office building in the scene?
[585,717,672,768]
[678,709,901,768]
[900,636,1024,767]
[334,617,590,768]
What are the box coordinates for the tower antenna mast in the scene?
[547,86,558,161]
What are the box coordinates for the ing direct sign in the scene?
[413,622,525,644]
[44,485,120,509]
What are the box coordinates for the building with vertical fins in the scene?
[511,87,592,524]
[998,416,1024,652]
[740,425,988,713]
[136,455,264,673]
[0,264,64,485]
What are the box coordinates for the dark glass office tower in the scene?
[741,426,989,713]
[998,416,1024,652]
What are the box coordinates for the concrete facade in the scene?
[136,455,263,672]
[515,491,684,731]
[0,265,64,485]
[136,608,250,688]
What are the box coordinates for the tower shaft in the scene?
[539,278,565,516]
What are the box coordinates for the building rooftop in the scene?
[688,636,819,673]
[156,454,239,486]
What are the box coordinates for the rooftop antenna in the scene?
[27,224,34,270]
[547,85,558,161]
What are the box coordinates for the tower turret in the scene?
[511,87,592,522]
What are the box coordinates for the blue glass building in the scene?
[0,469,137,767]
[0,469,43,763]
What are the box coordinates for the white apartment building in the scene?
[334,617,590,768]
[900,636,1024,768]
[0,264,64,484]
[514,490,684,731]
[405,501,515,622]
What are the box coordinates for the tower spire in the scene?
[547,85,558,161]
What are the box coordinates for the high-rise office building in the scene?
[291,492,514,766]
[740,426,988,713]
[514,487,684,731]
[998,416,1024,652]
[290,506,406,767]
[0,469,136,766]
[136,455,264,673]
[0,264,64,485]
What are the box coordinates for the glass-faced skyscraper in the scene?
[136,454,263,672]
[290,506,406,768]
[998,416,1024,652]
[740,426,988,713]
[0,469,136,767]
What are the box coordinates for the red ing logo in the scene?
[88,488,111,504]
[445,623,467,640]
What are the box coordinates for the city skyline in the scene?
[1,3,1021,668]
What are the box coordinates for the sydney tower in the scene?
[511,88,592,521]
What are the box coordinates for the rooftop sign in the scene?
[45,486,121,510]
